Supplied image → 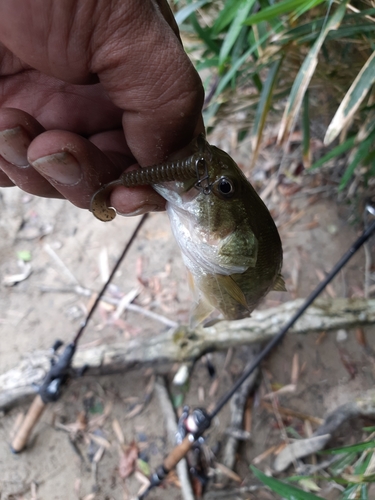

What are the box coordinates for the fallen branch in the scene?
[1,298,375,410]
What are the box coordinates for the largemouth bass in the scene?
[91,134,284,326]
[153,135,285,326]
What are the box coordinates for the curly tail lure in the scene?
[90,141,211,222]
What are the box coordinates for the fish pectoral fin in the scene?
[273,273,287,292]
[189,298,215,329]
[186,270,197,296]
[217,275,249,309]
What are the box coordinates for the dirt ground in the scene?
[1,131,375,500]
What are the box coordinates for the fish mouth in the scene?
[153,178,201,207]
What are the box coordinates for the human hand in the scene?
[0,0,204,215]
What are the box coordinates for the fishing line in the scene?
[73,214,148,345]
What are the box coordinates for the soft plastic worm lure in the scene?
[90,151,209,222]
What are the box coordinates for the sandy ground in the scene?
[1,134,375,500]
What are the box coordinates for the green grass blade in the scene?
[214,18,285,99]
[322,440,375,455]
[277,0,349,144]
[251,466,326,499]
[339,131,375,190]
[308,135,356,170]
[189,13,220,54]
[219,0,256,68]
[175,0,210,26]
[250,58,283,166]
[212,0,245,35]
[325,51,375,145]
[196,57,219,71]
[293,0,323,20]
[354,450,373,475]
[342,483,367,499]
[244,0,326,25]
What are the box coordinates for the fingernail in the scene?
[118,204,162,217]
[0,126,30,168]
[31,152,83,186]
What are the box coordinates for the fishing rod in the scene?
[137,210,375,499]
[10,198,375,494]
[11,213,149,453]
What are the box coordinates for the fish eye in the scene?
[216,177,235,197]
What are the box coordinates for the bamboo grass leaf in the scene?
[321,440,375,455]
[189,13,220,54]
[250,58,283,167]
[212,0,244,35]
[214,19,285,100]
[277,1,349,145]
[175,0,211,26]
[325,51,375,145]
[244,0,326,25]
[293,0,324,20]
[338,128,375,190]
[251,466,326,499]
[219,0,256,68]
[308,135,356,170]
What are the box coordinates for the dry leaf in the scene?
[261,401,323,426]
[315,269,336,298]
[338,347,358,379]
[88,432,111,449]
[112,418,125,445]
[252,444,280,465]
[356,328,367,347]
[215,462,242,482]
[291,353,299,386]
[119,441,139,479]
[263,384,296,399]
[315,331,326,345]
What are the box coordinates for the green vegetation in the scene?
[250,432,375,499]
[173,0,375,189]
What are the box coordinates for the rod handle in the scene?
[163,435,194,472]
[11,394,46,453]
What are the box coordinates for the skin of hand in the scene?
[0,0,204,215]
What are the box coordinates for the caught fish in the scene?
[153,135,284,326]
[91,134,284,326]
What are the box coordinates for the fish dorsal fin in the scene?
[273,274,287,292]
[217,275,249,309]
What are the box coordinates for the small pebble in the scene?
[173,364,189,385]
[336,329,348,342]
